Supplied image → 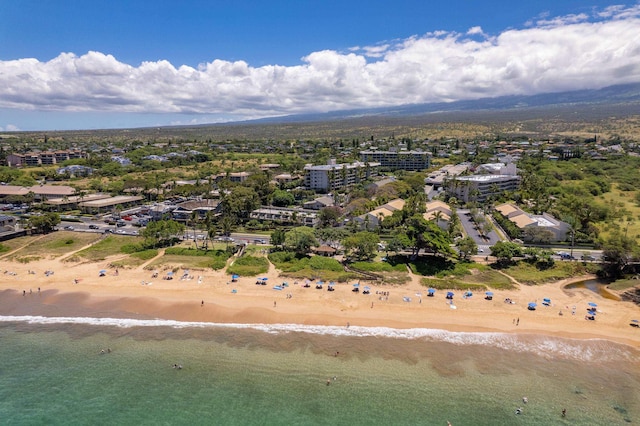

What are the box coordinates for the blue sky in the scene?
[1,0,639,131]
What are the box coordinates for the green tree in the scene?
[318,206,342,228]
[270,229,286,249]
[490,241,523,265]
[405,214,454,258]
[271,189,295,207]
[221,186,260,220]
[456,236,478,260]
[142,219,185,247]
[601,231,640,278]
[343,231,380,261]
[27,212,60,234]
[285,226,318,255]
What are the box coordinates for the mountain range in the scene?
[244,82,640,125]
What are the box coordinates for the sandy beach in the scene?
[1,251,639,348]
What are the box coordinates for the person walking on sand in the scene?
[201,300,204,307]
[274,301,277,308]
[516,317,519,326]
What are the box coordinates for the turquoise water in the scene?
[1,318,639,425]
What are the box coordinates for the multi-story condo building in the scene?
[359,150,431,171]
[446,175,521,203]
[7,150,87,167]
[304,159,381,192]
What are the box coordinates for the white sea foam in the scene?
[0,315,635,362]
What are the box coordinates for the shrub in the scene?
[308,256,343,271]
[227,256,269,276]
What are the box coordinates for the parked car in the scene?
[89,224,100,230]
[63,225,74,230]
[116,221,126,227]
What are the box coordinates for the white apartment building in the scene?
[304,159,380,192]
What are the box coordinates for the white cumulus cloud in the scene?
[1,5,640,122]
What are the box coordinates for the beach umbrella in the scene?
[352,283,360,288]
[167,271,174,276]
[485,291,494,296]
[232,274,239,279]
[632,319,639,323]
[586,309,597,315]
[99,269,107,274]
[588,302,597,307]
[261,277,268,281]
[446,291,454,297]
[543,298,551,303]
[364,286,371,291]
[528,302,537,308]
[428,288,436,294]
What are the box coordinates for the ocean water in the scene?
[1,317,639,426]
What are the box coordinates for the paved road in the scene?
[457,209,501,247]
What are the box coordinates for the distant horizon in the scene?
[1,1,640,131]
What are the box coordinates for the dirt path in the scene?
[59,236,109,262]
[138,248,167,271]
[0,234,47,260]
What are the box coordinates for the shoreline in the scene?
[1,253,639,348]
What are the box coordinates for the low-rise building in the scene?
[250,206,318,226]
[495,203,570,242]
[354,198,405,229]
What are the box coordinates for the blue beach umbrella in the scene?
[528,302,537,308]
[485,291,494,296]
[99,269,107,274]
[446,291,454,298]
[588,302,597,307]
[352,283,360,288]
[428,288,436,294]
[166,271,173,276]
[364,286,371,291]
[632,319,639,323]
[586,309,597,315]
[232,274,239,279]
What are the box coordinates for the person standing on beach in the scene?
[201,300,204,307]
[274,301,277,308]
[517,318,520,326]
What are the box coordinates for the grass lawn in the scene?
[7,231,102,262]
[420,269,515,290]
[597,187,640,239]
[66,235,144,262]
[607,278,640,291]
[146,247,231,271]
[501,261,599,285]
[0,235,40,253]
[109,250,159,269]
[349,260,410,285]
[269,251,359,282]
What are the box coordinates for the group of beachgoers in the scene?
[513,396,567,418]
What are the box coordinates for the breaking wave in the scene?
[0,315,635,362]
